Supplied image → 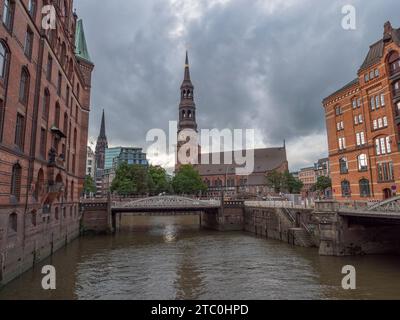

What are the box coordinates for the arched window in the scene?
[42,89,50,121]
[2,0,15,31]
[339,157,348,174]
[341,180,351,197]
[10,163,22,201]
[68,58,73,78]
[71,180,74,201]
[34,169,44,200]
[375,136,392,155]
[65,178,68,199]
[358,154,368,171]
[60,42,66,66]
[19,67,30,105]
[54,102,60,127]
[63,112,68,136]
[0,41,9,79]
[8,213,17,233]
[182,110,186,119]
[359,179,371,197]
[55,207,59,220]
[388,51,400,76]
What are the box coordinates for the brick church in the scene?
[176,52,288,196]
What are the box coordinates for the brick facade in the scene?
[323,22,400,201]
[0,0,93,284]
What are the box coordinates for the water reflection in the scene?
[0,215,400,300]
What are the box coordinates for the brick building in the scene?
[323,22,400,201]
[0,0,94,284]
[176,52,288,197]
[298,166,317,193]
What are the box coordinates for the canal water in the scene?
[1,215,400,300]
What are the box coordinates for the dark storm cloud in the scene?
[75,0,400,170]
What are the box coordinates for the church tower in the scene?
[95,109,108,173]
[178,51,198,132]
[176,51,199,169]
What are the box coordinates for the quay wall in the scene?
[0,207,81,287]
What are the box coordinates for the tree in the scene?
[111,162,136,195]
[83,175,96,195]
[148,165,172,195]
[266,170,283,193]
[266,170,303,194]
[282,171,303,194]
[111,163,150,195]
[315,176,332,193]
[131,164,150,194]
[172,165,207,195]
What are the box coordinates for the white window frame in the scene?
[373,120,378,130]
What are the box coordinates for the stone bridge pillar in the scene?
[81,198,113,234]
[314,201,345,256]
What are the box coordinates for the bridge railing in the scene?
[244,201,314,210]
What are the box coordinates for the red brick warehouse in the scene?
[323,22,400,201]
[0,0,94,283]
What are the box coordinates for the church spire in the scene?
[99,109,106,138]
[184,50,191,81]
[95,109,108,172]
[178,51,197,133]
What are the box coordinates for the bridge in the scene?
[315,197,400,256]
[81,195,400,256]
[111,196,221,214]
[81,196,244,233]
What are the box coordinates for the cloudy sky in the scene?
[75,0,399,171]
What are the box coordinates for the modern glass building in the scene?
[105,147,148,170]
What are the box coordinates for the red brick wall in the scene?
[323,28,400,201]
[0,0,93,283]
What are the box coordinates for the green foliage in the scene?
[266,170,303,194]
[283,171,304,194]
[148,165,172,194]
[83,175,96,194]
[315,176,332,192]
[266,170,283,193]
[111,162,151,195]
[110,163,174,196]
[172,165,207,195]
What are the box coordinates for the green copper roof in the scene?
[75,19,92,63]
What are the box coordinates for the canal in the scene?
[0,215,400,300]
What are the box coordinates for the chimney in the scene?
[384,21,393,35]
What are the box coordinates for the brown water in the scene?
[0,215,400,300]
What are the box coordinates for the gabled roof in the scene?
[75,19,92,63]
[196,147,287,177]
[359,40,384,72]
[359,24,400,72]
[323,78,359,103]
